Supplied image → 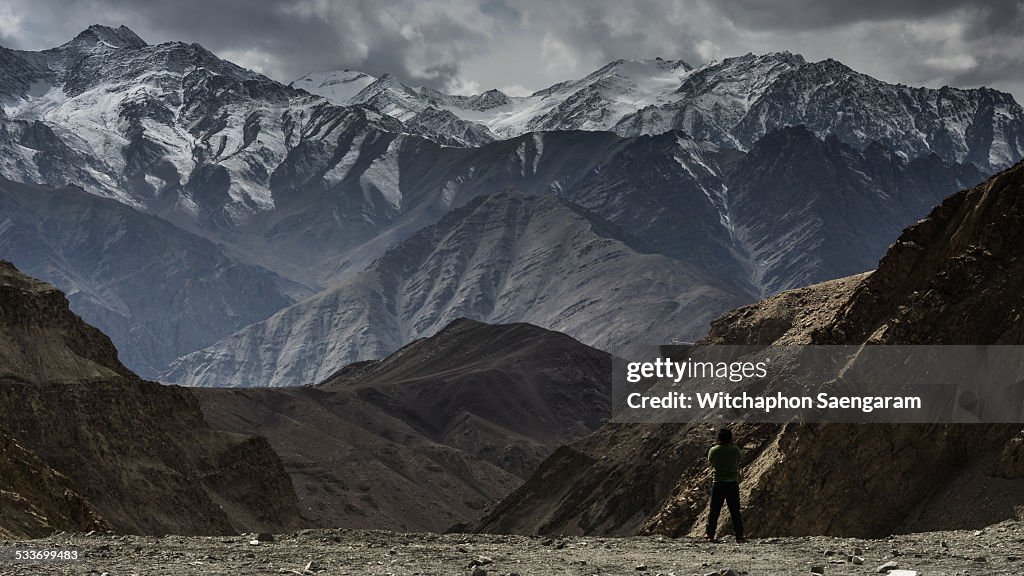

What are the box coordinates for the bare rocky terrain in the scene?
[0,260,303,537]
[469,159,1024,539]
[194,318,612,532]
[168,192,747,388]
[4,520,1024,575]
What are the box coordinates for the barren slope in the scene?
[0,261,303,537]
[195,319,611,532]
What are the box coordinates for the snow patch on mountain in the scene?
[291,70,376,103]
[359,135,404,210]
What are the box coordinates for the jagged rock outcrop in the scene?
[992,431,1024,479]
[467,160,1024,538]
[824,156,1024,345]
[194,318,611,532]
[0,261,304,536]
[0,428,108,538]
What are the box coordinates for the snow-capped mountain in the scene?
[292,71,499,146]
[498,58,695,135]
[300,52,1024,171]
[0,25,996,382]
[291,69,376,104]
[293,57,695,143]
[661,54,1024,172]
[0,25,405,226]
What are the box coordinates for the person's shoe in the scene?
[705,534,718,542]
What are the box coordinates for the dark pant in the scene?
[707,481,743,539]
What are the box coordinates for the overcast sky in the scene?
[1,0,1021,101]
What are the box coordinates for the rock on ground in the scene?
[3,519,1024,575]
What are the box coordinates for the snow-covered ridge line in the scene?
[296,51,1024,172]
[0,24,419,223]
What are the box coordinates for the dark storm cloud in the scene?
[0,0,490,90]
[715,0,1019,30]
[0,0,1020,101]
[479,0,522,23]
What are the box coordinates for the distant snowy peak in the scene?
[618,51,1024,170]
[293,70,512,112]
[0,25,405,218]
[290,70,376,104]
[532,57,693,99]
[350,74,428,120]
[732,57,1024,170]
[503,57,695,136]
[674,51,807,105]
[291,70,501,146]
[62,24,148,51]
[298,50,1023,170]
[612,51,810,145]
[297,57,697,141]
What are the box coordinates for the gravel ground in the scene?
[3,520,1022,576]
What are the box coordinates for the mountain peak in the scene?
[765,49,805,61]
[594,56,692,75]
[66,24,147,50]
[720,50,807,68]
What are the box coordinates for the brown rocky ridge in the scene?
[194,318,612,532]
[0,261,303,537]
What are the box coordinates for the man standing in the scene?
[706,428,744,542]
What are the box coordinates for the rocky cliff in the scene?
[0,261,303,537]
[0,428,108,538]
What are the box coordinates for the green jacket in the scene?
[708,444,741,482]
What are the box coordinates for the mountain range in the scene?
[0,24,1017,384]
[0,177,304,375]
[2,22,1023,542]
[294,52,1024,171]
[7,151,1022,537]
[166,191,749,387]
